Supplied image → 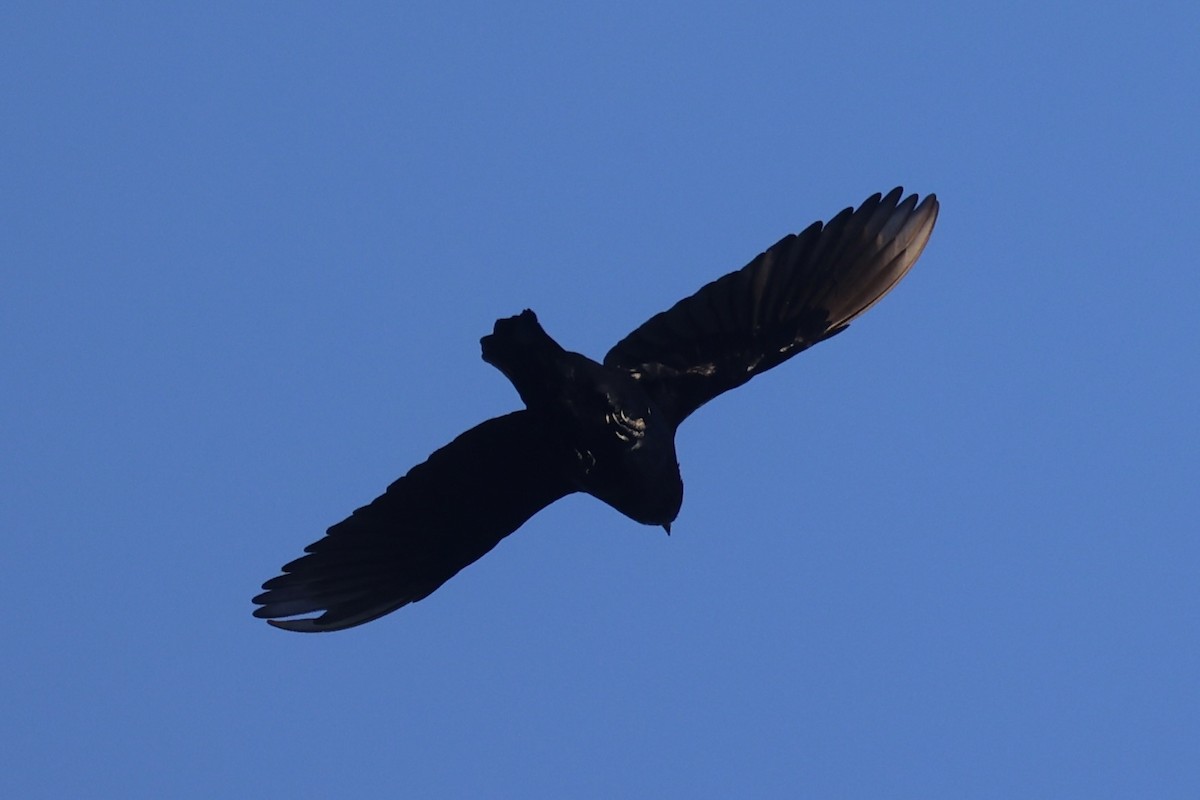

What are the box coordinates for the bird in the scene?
[253,187,939,632]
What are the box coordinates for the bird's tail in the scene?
[480,309,567,408]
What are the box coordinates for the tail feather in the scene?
[480,309,569,410]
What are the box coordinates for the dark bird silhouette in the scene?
[253,187,939,631]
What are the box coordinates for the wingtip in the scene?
[265,617,328,633]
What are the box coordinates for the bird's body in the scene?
[254,188,939,631]
[483,309,683,527]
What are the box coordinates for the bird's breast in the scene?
[569,404,683,527]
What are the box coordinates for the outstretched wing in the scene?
[253,411,574,632]
[604,187,938,424]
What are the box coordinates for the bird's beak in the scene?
[662,523,672,535]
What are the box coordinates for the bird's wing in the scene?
[252,411,574,632]
[603,188,938,424]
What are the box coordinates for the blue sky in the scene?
[4,2,1197,797]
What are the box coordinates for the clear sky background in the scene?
[4,3,1197,798]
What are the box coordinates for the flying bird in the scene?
[253,187,939,631]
